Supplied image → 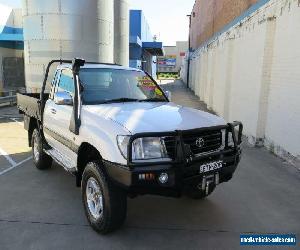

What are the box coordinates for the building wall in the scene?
[140,11,153,42]
[129,10,142,68]
[130,10,153,42]
[190,0,258,49]
[158,46,176,73]
[129,10,157,77]
[12,9,23,28]
[0,47,23,91]
[157,41,188,73]
[130,10,141,39]
[0,5,24,91]
[142,49,155,76]
[182,0,300,163]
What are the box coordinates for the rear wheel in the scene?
[31,128,52,170]
[82,161,127,234]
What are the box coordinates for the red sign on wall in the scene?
[180,52,186,57]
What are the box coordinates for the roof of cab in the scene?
[57,63,142,72]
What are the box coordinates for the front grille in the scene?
[183,130,222,155]
[163,129,223,160]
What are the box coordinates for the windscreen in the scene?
[79,68,167,105]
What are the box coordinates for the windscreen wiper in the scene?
[100,98,140,104]
[139,98,167,102]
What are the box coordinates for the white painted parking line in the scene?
[0,156,32,176]
[0,116,22,119]
[0,147,17,167]
[0,116,31,176]
[9,118,23,126]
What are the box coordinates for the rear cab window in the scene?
[57,69,75,95]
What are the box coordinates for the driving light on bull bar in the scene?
[158,173,169,184]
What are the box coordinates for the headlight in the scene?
[117,136,170,162]
[132,137,169,161]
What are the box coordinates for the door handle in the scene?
[50,108,57,115]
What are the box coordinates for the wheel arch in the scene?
[76,142,102,186]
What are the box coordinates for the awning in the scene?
[0,31,24,50]
[142,42,164,56]
[0,33,23,42]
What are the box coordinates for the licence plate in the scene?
[200,160,223,174]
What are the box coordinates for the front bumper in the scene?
[104,122,243,197]
[104,147,241,197]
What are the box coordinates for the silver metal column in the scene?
[98,0,114,63]
[23,0,130,91]
[114,0,129,66]
[23,0,99,92]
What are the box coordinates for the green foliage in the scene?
[157,72,179,80]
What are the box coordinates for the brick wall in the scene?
[190,0,258,49]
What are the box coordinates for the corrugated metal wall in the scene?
[22,0,129,92]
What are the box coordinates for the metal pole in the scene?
[186,14,192,89]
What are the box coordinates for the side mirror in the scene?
[165,90,172,101]
[54,91,73,106]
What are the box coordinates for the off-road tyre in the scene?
[31,128,52,170]
[82,161,127,234]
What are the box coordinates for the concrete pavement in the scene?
[0,81,299,250]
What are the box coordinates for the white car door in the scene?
[43,68,78,170]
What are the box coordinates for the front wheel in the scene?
[31,128,52,170]
[82,161,127,234]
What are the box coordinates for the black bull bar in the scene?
[126,121,243,167]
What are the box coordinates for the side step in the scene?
[44,148,77,172]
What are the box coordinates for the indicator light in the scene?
[139,173,155,181]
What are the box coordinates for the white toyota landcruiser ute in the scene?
[17,58,243,233]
